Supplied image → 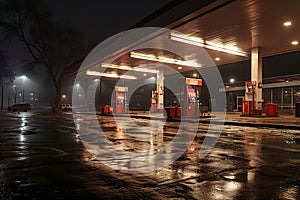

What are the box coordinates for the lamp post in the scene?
[13,85,17,104]
[75,83,80,107]
[20,75,27,102]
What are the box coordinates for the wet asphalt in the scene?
[0,110,299,200]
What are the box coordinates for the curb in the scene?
[109,113,300,130]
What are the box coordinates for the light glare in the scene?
[283,21,292,26]
[86,70,137,80]
[130,52,202,68]
[170,32,248,57]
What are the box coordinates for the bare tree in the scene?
[0,0,88,105]
[0,50,14,109]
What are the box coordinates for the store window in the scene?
[272,88,281,108]
[282,87,292,109]
[263,88,271,103]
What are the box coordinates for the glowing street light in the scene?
[20,75,27,80]
[12,85,17,104]
[230,78,235,83]
[20,75,28,102]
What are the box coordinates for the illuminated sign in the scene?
[115,86,128,92]
[186,78,202,86]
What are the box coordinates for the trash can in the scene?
[169,106,176,118]
[103,105,113,114]
[266,103,278,117]
[295,103,300,117]
[164,106,181,119]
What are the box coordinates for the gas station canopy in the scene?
[81,0,300,79]
[132,0,300,66]
[74,0,300,115]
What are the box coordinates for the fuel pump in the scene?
[243,81,255,115]
[114,86,128,113]
[150,90,158,112]
[186,87,197,116]
[181,78,202,116]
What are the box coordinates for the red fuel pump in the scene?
[150,90,158,112]
[243,81,255,115]
[181,78,202,116]
[114,86,128,113]
[186,88,197,116]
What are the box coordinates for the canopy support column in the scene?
[251,47,263,112]
[156,71,164,112]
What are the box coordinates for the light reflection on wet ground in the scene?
[0,111,299,199]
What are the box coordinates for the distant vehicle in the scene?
[60,104,72,112]
[52,104,73,112]
[8,103,31,112]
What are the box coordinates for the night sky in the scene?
[46,0,172,42]
[5,0,172,72]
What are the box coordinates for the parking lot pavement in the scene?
[0,110,299,199]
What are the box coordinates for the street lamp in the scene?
[74,83,81,107]
[13,85,17,104]
[20,75,28,102]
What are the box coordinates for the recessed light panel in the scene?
[283,21,292,27]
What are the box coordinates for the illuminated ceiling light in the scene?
[143,74,147,76]
[170,32,248,57]
[101,63,132,71]
[130,52,202,67]
[178,66,182,69]
[291,40,299,45]
[215,57,220,61]
[170,32,204,47]
[120,75,137,80]
[193,73,197,77]
[283,21,292,27]
[133,67,159,73]
[229,78,235,83]
[86,70,137,80]
[205,42,247,57]
[101,63,158,73]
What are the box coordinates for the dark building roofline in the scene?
[129,0,218,29]
[129,0,186,29]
